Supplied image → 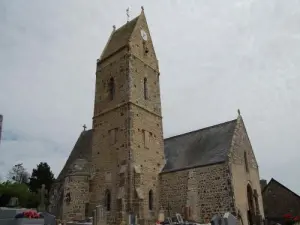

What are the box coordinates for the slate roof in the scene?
[100,16,140,61]
[262,178,300,200]
[162,119,237,173]
[56,119,238,179]
[57,129,93,181]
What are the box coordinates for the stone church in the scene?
[49,8,265,225]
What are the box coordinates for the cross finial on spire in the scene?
[113,25,116,31]
[83,124,87,131]
[237,109,241,116]
[141,6,144,11]
[126,8,130,22]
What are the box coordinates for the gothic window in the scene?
[144,78,148,100]
[105,189,111,211]
[108,77,115,100]
[244,151,249,173]
[148,189,153,210]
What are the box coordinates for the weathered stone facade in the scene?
[160,163,235,222]
[49,132,92,221]
[49,181,64,217]
[90,9,164,225]
[228,116,265,225]
[49,9,264,225]
[62,175,89,221]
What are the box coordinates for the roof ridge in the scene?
[268,178,300,200]
[81,129,92,135]
[99,15,140,61]
[114,15,139,33]
[164,119,237,141]
[56,129,93,180]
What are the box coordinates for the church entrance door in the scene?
[247,184,255,225]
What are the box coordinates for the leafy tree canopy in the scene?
[29,162,55,193]
[0,162,55,208]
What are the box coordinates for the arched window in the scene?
[144,78,148,100]
[244,151,249,173]
[105,189,111,211]
[148,189,153,210]
[108,78,115,100]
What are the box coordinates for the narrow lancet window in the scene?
[144,78,148,100]
[244,151,249,173]
[105,189,111,211]
[109,78,115,100]
[148,189,153,210]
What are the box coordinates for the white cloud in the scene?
[0,0,299,193]
[0,130,68,179]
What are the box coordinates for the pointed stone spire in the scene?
[100,11,140,61]
[141,6,144,12]
[237,109,241,116]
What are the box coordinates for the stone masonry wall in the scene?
[90,103,130,223]
[130,104,165,219]
[127,16,165,221]
[91,47,131,223]
[49,180,64,219]
[160,163,235,223]
[228,116,264,225]
[129,10,159,72]
[128,47,164,221]
[62,175,89,221]
[159,170,189,217]
[128,55,161,115]
[90,11,164,225]
[189,163,236,222]
[94,48,130,116]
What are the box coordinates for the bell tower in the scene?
[90,8,165,224]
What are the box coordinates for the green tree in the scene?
[0,181,38,207]
[28,162,55,193]
[7,163,30,184]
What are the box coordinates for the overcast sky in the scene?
[0,0,299,193]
